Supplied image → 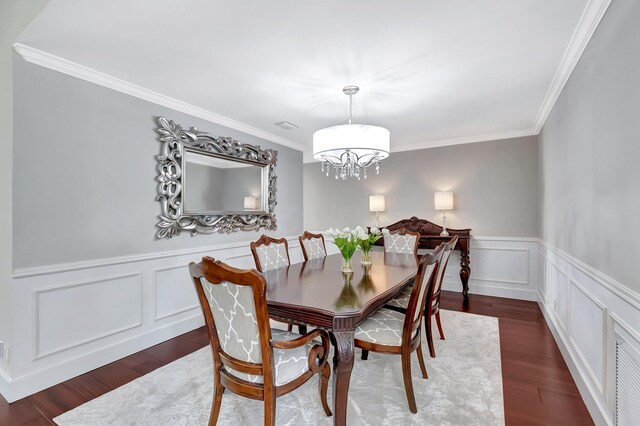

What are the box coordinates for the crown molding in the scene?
[532,0,612,132]
[12,43,306,152]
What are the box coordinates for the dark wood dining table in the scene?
[261,250,418,426]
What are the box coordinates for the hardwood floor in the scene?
[0,291,593,425]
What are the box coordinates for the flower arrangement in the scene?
[325,226,386,271]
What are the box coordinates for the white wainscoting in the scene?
[440,237,539,301]
[2,236,303,402]
[538,241,640,426]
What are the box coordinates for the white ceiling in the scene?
[16,0,595,159]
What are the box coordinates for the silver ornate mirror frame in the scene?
[155,117,278,238]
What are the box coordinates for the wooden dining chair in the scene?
[189,257,332,426]
[383,230,421,255]
[385,236,458,357]
[299,231,327,261]
[355,245,444,414]
[250,235,291,272]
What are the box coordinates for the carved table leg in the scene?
[330,317,356,426]
[460,249,471,298]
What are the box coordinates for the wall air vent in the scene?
[274,121,298,130]
[615,334,640,425]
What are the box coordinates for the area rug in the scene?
[54,310,504,425]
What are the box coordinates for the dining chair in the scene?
[355,244,444,414]
[189,257,332,426]
[250,235,300,333]
[385,236,458,357]
[383,230,421,255]
[299,231,327,261]
[250,235,291,272]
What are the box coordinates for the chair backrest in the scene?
[432,236,458,298]
[299,231,327,261]
[250,235,291,272]
[403,244,445,340]
[383,230,420,255]
[189,257,274,386]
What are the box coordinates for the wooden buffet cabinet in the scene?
[374,216,472,297]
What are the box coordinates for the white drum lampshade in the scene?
[434,191,454,211]
[369,195,386,212]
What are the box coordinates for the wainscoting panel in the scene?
[153,266,199,322]
[441,237,539,301]
[35,273,143,359]
[538,242,640,426]
[4,236,304,402]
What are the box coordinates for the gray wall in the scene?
[12,57,303,270]
[304,136,539,237]
[539,0,640,292]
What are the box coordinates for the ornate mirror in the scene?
[155,117,278,238]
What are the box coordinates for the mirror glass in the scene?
[183,149,265,214]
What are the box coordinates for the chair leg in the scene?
[319,362,332,417]
[401,351,418,413]
[264,386,276,426]
[435,312,445,340]
[416,341,429,379]
[209,383,224,426]
[287,323,293,332]
[425,314,436,358]
[361,349,369,360]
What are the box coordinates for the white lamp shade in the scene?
[244,196,257,209]
[313,124,390,160]
[434,192,454,211]
[369,195,386,212]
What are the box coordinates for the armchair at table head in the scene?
[188,257,332,425]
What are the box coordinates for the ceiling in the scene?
[16,0,601,160]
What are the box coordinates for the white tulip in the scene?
[370,226,380,235]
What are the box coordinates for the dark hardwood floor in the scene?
[0,291,593,425]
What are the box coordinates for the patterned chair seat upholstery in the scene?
[225,329,313,386]
[386,287,438,310]
[354,308,407,346]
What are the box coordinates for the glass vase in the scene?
[341,255,354,273]
[361,250,372,266]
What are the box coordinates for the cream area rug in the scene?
[54,310,504,425]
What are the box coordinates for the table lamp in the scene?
[434,191,453,236]
[369,195,385,228]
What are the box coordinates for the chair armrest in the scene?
[271,329,330,373]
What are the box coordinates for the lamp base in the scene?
[440,229,449,237]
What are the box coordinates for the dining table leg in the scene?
[331,317,356,426]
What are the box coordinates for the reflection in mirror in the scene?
[183,150,265,214]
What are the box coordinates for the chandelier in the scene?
[313,86,390,180]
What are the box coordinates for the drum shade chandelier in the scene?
[313,86,390,180]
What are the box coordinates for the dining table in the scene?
[261,249,418,426]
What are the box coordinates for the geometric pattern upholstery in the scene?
[384,233,418,254]
[201,278,261,383]
[302,237,326,260]
[385,286,412,309]
[386,286,438,310]
[255,242,290,271]
[201,278,312,386]
[355,308,407,346]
